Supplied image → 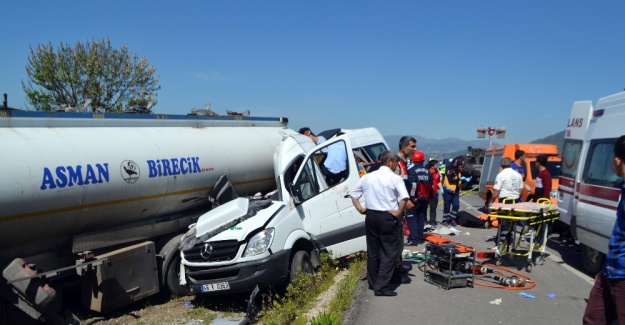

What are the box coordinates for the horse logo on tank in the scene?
[120,160,140,183]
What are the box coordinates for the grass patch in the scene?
[321,253,367,324]
[260,252,367,325]
[260,253,339,325]
[185,306,217,324]
[310,310,340,325]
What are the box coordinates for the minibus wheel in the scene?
[290,250,314,282]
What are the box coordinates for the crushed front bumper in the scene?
[185,249,291,295]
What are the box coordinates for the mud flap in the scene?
[80,242,159,313]
[2,258,57,309]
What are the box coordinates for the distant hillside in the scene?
[530,130,565,153]
[383,130,565,161]
[383,135,491,161]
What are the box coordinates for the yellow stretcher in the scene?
[488,198,559,272]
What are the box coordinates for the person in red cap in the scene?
[405,150,433,245]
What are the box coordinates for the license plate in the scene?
[201,282,230,293]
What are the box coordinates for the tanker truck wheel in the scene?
[290,250,314,282]
[157,234,189,295]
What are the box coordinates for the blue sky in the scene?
[2,1,624,143]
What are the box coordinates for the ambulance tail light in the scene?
[593,109,605,117]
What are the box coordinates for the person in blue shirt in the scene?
[511,149,526,177]
[583,135,625,324]
[298,127,347,186]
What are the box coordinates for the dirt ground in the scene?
[72,270,349,325]
[74,290,254,325]
[2,266,352,325]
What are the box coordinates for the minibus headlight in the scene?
[243,228,275,257]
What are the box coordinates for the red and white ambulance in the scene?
[558,91,625,274]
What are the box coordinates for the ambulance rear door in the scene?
[558,101,593,225]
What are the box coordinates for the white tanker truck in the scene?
[0,109,388,324]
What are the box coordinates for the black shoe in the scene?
[391,274,411,284]
[393,265,407,275]
[416,240,426,245]
[405,241,417,246]
[374,289,397,296]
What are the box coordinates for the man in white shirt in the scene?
[489,157,524,245]
[489,157,524,206]
[349,150,409,297]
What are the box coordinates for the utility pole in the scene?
[477,126,506,147]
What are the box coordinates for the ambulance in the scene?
[559,91,625,274]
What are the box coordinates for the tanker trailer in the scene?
[0,110,290,323]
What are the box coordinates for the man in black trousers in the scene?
[349,150,409,296]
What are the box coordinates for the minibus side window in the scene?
[363,143,387,164]
[529,161,538,180]
[546,161,561,178]
[294,140,350,202]
[529,160,561,179]
[487,154,503,183]
[294,157,323,201]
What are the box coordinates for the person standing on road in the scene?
[489,157,524,245]
[392,136,416,283]
[511,149,532,199]
[583,135,625,324]
[349,150,409,297]
[533,154,552,201]
[405,150,432,246]
[442,156,464,226]
[511,150,526,177]
[488,157,524,206]
[428,159,443,227]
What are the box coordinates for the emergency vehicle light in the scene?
[593,109,605,117]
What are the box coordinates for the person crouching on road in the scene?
[348,150,409,297]
[583,135,625,324]
[406,150,433,246]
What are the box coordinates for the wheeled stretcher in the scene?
[488,198,559,272]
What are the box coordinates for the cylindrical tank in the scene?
[0,122,290,250]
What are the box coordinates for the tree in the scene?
[22,38,160,113]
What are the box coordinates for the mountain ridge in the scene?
[383,130,565,160]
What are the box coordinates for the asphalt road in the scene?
[344,191,594,325]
